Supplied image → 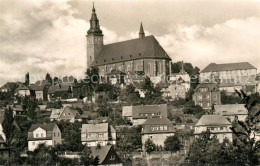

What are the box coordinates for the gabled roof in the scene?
[195,115,231,126]
[143,117,172,125]
[82,123,115,133]
[91,35,171,66]
[35,80,52,86]
[0,82,18,90]
[91,145,112,164]
[195,83,220,92]
[48,84,71,94]
[122,104,168,119]
[30,84,46,91]
[50,109,62,119]
[214,104,247,116]
[201,62,256,73]
[16,84,30,90]
[28,123,56,132]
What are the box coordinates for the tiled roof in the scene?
[28,123,56,132]
[91,35,171,66]
[122,104,168,119]
[82,123,111,133]
[195,115,231,126]
[201,62,256,73]
[16,84,30,90]
[35,80,52,86]
[195,83,220,92]
[143,117,172,125]
[142,117,175,134]
[91,145,112,164]
[48,84,71,94]
[214,104,247,116]
[30,84,45,91]
[0,82,18,90]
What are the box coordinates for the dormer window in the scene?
[129,55,132,58]
[96,61,98,64]
[139,53,141,57]
[104,60,106,62]
[112,58,114,61]
[121,56,123,60]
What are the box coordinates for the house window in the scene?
[160,126,163,130]
[54,141,56,145]
[197,95,202,100]
[210,127,215,130]
[87,134,91,138]
[151,127,154,131]
[110,155,115,160]
[54,133,56,137]
[223,134,226,139]
[149,136,152,139]
[98,133,104,138]
[220,127,223,130]
[36,134,39,138]
[163,126,168,130]
[41,133,43,137]
[98,142,103,146]
[32,142,35,145]
[58,132,60,137]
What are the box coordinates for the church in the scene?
[86,4,172,79]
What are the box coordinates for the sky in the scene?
[0,0,260,86]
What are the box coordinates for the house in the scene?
[0,82,18,92]
[50,106,81,123]
[27,123,62,151]
[214,104,247,121]
[256,73,260,93]
[0,135,10,161]
[86,5,172,80]
[81,123,116,147]
[194,115,232,142]
[200,62,257,93]
[48,83,72,101]
[193,83,221,110]
[30,84,48,101]
[162,79,190,100]
[8,105,26,117]
[15,84,32,97]
[122,104,168,126]
[141,117,175,149]
[90,145,123,166]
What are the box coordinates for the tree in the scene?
[230,90,260,165]
[45,73,53,84]
[119,84,141,105]
[2,106,15,146]
[164,135,182,154]
[84,67,100,100]
[144,139,156,154]
[81,146,99,166]
[220,90,243,104]
[57,121,84,152]
[141,77,165,105]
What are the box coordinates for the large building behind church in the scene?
[86,5,172,79]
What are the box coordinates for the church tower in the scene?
[87,3,103,68]
[139,22,145,39]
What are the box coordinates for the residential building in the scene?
[122,104,168,126]
[141,117,175,149]
[27,123,62,151]
[214,104,247,121]
[81,123,116,147]
[30,84,48,101]
[86,5,172,81]
[194,115,232,142]
[256,73,260,93]
[0,82,18,92]
[48,83,72,101]
[200,62,257,93]
[15,84,31,97]
[50,106,81,123]
[193,83,221,110]
[162,79,190,100]
[8,105,26,117]
[90,145,123,166]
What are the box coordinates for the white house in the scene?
[81,123,116,147]
[16,84,31,97]
[27,123,62,151]
[141,117,175,150]
[194,115,233,142]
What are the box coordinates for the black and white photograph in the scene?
[0,0,259,165]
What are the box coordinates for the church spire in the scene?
[139,22,145,39]
[87,2,103,35]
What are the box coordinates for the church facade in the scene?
[86,4,172,78]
